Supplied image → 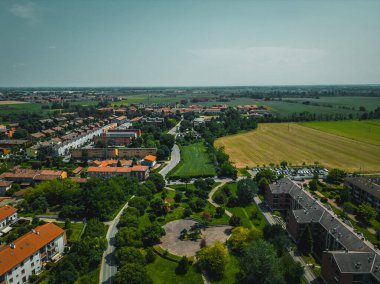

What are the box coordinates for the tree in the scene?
[219,161,237,179]
[116,247,146,266]
[145,248,156,263]
[31,196,49,213]
[236,178,257,205]
[280,161,288,167]
[263,224,289,256]
[150,198,166,216]
[299,226,313,255]
[180,176,191,188]
[174,192,183,203]
[229,215,242,227]
[176,256,189,275]
[228,227,250,253]
[258,177,269,195]
[255,169,276,183]
[326,168,346,184]
[160,134,175,149]
[197,241,228,280]
[281,254,304,284]
[215,207,225,218]
[238,239,285,284]
[114,263,152,284]
[141,222,165,246]
[157,145,170,160]
[129,197,149,215]
[357,202,377,224]
[213,192,226,205]
[147,173,165,191]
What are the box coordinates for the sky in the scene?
[0,0,380,87]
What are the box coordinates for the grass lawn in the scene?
[146,254,203,284]
[299,120,380,146]
[215,123,380,173]
[56,222,85,242]
[170,142,217,178]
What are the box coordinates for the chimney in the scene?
[10,243,16,249]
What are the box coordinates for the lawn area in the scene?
[215,123,380,173]
[146,254,203,284]
[169,142,217,178]
[56,222,85,242]
[299,120,380,146]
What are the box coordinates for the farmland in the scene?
[169,142,217,178]
[299,120,380,146]
[215,122,380,173]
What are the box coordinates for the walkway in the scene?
[207,182,232,217]
[99,195,135,284]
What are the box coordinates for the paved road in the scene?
[253,196,319,284]
[99,196,135,284]
[168,119,182,137]
[159,144,180,179]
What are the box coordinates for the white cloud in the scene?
[9,1,38,23]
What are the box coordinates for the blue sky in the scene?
[1,0,379,87]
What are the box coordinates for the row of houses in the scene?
[265,177,380,284]
[71,147,157,160]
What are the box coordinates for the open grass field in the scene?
[170,142,217,178]
[0,100,28,105]
[299,120,380,146]
[215,122,380,173]
[146,254,203,284]
[0,103,45,115]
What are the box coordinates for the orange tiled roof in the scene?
[87,166,132,173]
[0,223,65,275]
[144,155,156,162]
[72,166,83,174]
[131,165,148,172]
[0,205,17,221]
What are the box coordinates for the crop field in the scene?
[215,122,380,173]
[169,142,217,178]
[299,120,380,146]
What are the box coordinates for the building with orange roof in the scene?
[0,168,67,185]
[87,165,149,181]
[0,205,18,232]
[142,155,157,168]
[0,223,66,284]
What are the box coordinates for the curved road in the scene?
[159,144,180,179]
[99,196,135,284]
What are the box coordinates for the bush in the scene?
[176,256,189,275]
[229,215,242,227]
[145,248,156,263]
[213,192,227,205]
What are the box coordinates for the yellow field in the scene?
[0,101,27,105]
[215,123,380,173]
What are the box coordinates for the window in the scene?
[9,278,13,283]
[21,269,25,274]
[31,262,34,267]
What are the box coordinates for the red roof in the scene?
[0,223,65,275]
[0,205,17,221]
[144,155,156,162]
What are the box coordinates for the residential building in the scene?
[0,168,67,185]
[87,165,149,181]
[94,129,141,146]
[0,223,67,284]
[345,177,380,212]
[71,148,157,159]
[0,205,18,232]
[142,155,157,168]
[0,181,13,196]
[265,178,380,284]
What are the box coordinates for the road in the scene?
[99,196,135,284]
[253,196,319,284]
[167,119,182,137]
[159,144,180,179]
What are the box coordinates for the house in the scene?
[0,223,67,284]
[345,177,380,212]
[0,205,18,232]
[94,129,141,146]
[142,155,157,168]
[0,181,13,196]
[0,168,67,185]
[265,178,380,284]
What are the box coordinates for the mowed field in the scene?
[215,122,380,173]
[170,142,216,178]
[299,120,380,146]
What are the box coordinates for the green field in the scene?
[300,120,380,146]
[146,254,203,284]
[215,122,380,173]
[170,142,217,178]
[0,103,46,115]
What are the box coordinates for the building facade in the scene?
[0,223,67,284]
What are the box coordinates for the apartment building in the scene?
[94,129,141,146]
[0,205,18,233]
[71,147,157,159]
[265,178,380,284]
[87,165,149,181]
[0,168,67,186]
[0,223,66,284]
[345,177,380,212]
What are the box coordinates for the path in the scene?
[207,182,232,217]
[99,195,135,284]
